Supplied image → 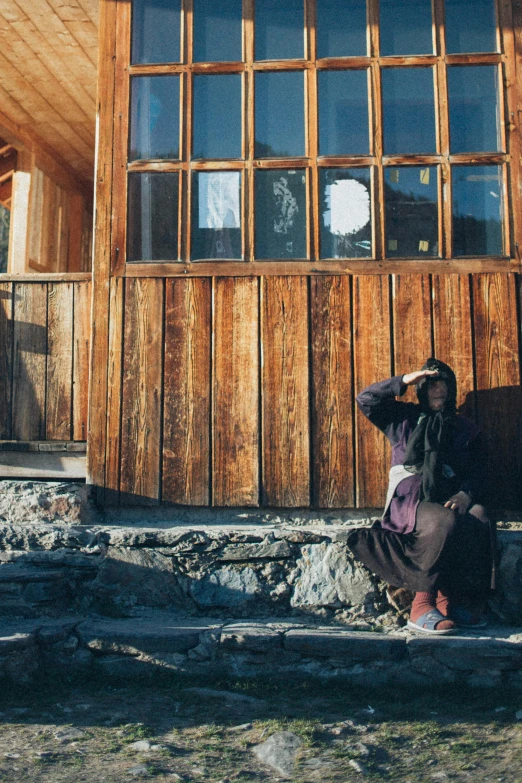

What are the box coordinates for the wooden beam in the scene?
[0,178,12,206]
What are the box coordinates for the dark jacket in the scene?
[356,376,488,533]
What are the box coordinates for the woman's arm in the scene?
[356,369,439,436]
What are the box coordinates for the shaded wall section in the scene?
[0,278,91,442]
[101,272,521,509]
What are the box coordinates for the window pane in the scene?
[255,170,307,259]
[385,166,438,258]
[316,0,367,57]
[0,205,9,273]
[445,0,497,53]
[193,0,242,62]
[131,0,181,64]
[380,0,432,55]
[191,172,242,260]
[255,72,305,158]
[448,66,500,153]
[193,75,242,159]
[382,68,436,154]
[320,169,372,258]
[130,76,180,160]
[452,166,503,256]
[127,173,179,262]
[255,0,303,60]
[318,71,369,156]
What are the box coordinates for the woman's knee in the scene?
[417,502,457,535]
[468,503,489,523]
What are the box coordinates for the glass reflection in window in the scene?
[127,173,179,262]
[193,0,242,62]
[384,166,438,258]
[445,0,497,53]
[382,68,436,154]
[318,71,369,156]
[320,169,371,258]
[448,66,500,153]
[131,0,181,64]
[255,72,305,158]
[379,0,433,55]
[452,166,503,256]
[255,0,303,60]
[191,172,242,260]
[316,0,367,57]
[193,75,242,159]
[130,76,180,161]
[255,170,307,259]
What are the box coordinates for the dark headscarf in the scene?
[403,358,457,502]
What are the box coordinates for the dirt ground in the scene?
[1,672,522,782]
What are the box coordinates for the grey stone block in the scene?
[290,543,378,608]
[219,542,293,561]
[407,636,522,671]
[284,629,406,661]
[221,624,283,652]
[93,655,156,678]
[78,619,213,655]
[190,567,261,608]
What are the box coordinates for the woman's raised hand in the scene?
[402,369,439,386]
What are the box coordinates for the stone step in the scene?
[2,613,522,689]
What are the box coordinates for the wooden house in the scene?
[0,0,521,511]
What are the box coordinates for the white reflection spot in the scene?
[324,179,370,236]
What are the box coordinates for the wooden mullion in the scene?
[377,56,438,67]
[191,62,245,73]
[434,0,451,260]
[317,156,374,167]
[111,0,131,276]
[87,0,118,494]
[252,60,309,71]
[244,0,254,261]
[370,8,384,260]
[448,153,507,164]
[190,160,246,170]
[253,158,310,169]
[445,53,503,65]
[306,0,317,262]
[127,161,186,172]
[500,0,521,262]
[184,0,194,263]
[129,64,188,76]
[382,155,442,165]
[316,57,371,70]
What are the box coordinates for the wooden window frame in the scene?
[112,0,521,277]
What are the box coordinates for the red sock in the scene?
[436,589,450,617]
[411,591,455,631]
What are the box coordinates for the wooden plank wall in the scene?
[0,279,91,441]
[105,272,522,510]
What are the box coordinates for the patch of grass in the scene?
[119,722,155,742]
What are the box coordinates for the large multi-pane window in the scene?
[125,0,513,264]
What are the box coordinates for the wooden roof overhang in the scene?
[0,0,98,195]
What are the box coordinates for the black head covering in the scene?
[403,358,457,502]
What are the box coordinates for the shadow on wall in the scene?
[463,385,522,509]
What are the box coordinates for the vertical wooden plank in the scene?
[163,278,211,505]
[392,274,433,402]
[213,277,259,506]
[310,276,354,508]
[262,276,310,507]
[472,273,522,507]
[46,282,73,440]
[73,280,91,441]
[432,274,474,413]
[120,278,163,504]
[105,277,124,504]
[354,275,391,508]
[87,0,118,496]
[111,0,130,275]
[0,282,13,438]
[67,192,84,273]
[12,282,47,440]
[8,151,31,275]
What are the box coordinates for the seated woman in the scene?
[347,358,495,634]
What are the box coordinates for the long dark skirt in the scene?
[347,502,495,596]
